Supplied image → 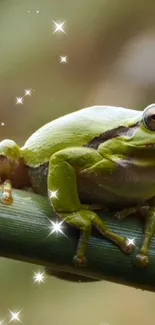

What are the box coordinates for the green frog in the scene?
[0,103,155,268]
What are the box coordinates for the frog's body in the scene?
[22,106,140,167]
[28,151,155,208]
[1,104,155,268]
[24,106,155,208]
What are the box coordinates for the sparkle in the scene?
[52,20,67,35]
[49,220,64,235]
[45,219,68,240]
[60,56,67,63]
[48,190,58,199]
[1,122,5,126]
[127,237,135,246]
[28,10,30,13]
[24,89,31,96]
[8,310,23,323]
[33,271,45,283]
[16,97,23,105]
[36,10,39,14]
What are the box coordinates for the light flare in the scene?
[15,89,32,105]
[127,237,135,246]
[8,310,23,323]
[52,21,67,35]
[60,56,67,63]
[24,89,31,96]
[16,97,23,105]
[33,271,45,283]
[48,190,58,199]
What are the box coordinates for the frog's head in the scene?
[0,139,29,187]
[120,104,155,152]
[102,104,155,163]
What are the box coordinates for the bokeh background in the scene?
[0,0,155,324]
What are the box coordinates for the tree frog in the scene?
[0,104,155,268]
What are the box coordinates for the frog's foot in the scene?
[73,255,87,267]
[1,180,13,205]
[135,254,149,268]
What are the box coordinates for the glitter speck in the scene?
[16,97,23,105]
[1,122,5,126]
[52,21,67,35]
[24,89,31,96]
[48,190,58,199]
[8,310,23,323]
[33,271,45,283]
[48,220,64,235]
[127,237,135,246]
[60,56,67,63]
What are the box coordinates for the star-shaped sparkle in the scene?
[49,220,64,235]
[15,88,32,105]
[45,218,68,240]
[60,56,67,63]
[8,310,23,323]
[46,189,69,239]
[33,271,45,283]
[16,97,23,105]
[127,237,135,246]
[48,190,58,199]
[52,21,67,35]
[24,89,31,96]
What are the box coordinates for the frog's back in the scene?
[22,105,141,167]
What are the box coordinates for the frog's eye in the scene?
[142,104,155,131]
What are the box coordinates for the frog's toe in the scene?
[73,255,87,267]
[1,192,13,205]
[135,254,149,268]
[115,211,124,220]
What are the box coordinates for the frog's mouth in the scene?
[86,124,155,150]
[145,144,155,148]
[86,126,136,150]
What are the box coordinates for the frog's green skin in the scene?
[1,104,155,268]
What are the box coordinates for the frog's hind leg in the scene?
[135,206,155,267]
[48,147,135,266]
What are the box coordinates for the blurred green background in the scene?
[1,0,155,324]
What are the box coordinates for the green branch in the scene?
[0,189,155,291]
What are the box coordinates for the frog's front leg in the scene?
[48,147,135,266]
[115,205,149,220]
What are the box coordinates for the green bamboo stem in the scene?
[0,189,155,291]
